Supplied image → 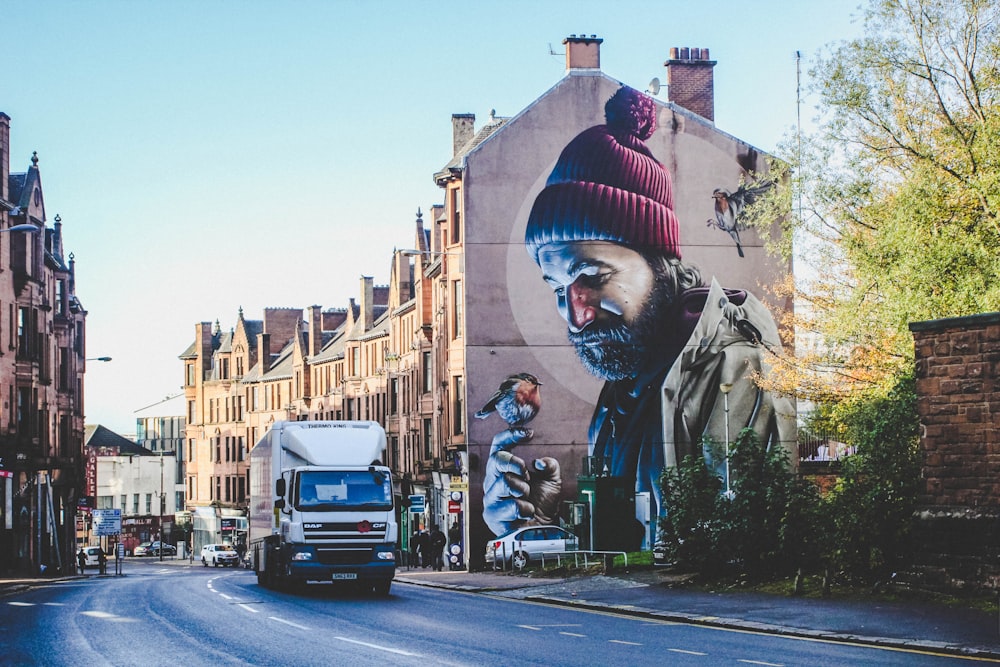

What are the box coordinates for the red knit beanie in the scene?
[525,86,681,263]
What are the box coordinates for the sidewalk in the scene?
[394,566,1000,660]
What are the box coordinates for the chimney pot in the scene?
[670,47,679,59]
[680,47,690,59]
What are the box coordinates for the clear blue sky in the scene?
[4,1,864,435]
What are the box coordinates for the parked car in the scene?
[149,541,176,556]
[485,525,578,570]
[201,543,240,567]
[81,546,104,568]
[652,541,671,567]
[133,542,152,557]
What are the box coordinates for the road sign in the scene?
[409,495,425,513]
[92,509,122,536]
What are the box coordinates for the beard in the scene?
[567,279,675,382]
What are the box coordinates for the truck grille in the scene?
[302,522,387,543]
[315,548,377,565]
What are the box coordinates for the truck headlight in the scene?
[375,547,395,561]
[290,549,315,561]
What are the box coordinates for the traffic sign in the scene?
[92,509,122,536]
[408,495,425,513]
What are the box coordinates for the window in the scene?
[97,495,114,510]
[451,187,461,244]
[452,280,463,339]
[55,279,65,316]
[133,494,140,514]
[145,494,152,514]
[423,417,433,460]
[422,352,432,393]
[453,376,465,435]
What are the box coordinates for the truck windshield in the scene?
[296,471,392,511]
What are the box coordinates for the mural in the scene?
[478,86,795,547]
[708,179,775,257]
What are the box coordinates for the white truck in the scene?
[249,420,397,594]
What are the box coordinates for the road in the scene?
[0,559,991,666]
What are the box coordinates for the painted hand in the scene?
[483,427,535,536]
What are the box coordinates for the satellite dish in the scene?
[647,77,661,95]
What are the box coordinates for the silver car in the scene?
[485,525,578,570]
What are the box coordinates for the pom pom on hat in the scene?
[525,86,681,263]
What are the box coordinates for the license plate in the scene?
[332,573,358,580]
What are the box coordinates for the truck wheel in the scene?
[373,580,391,596]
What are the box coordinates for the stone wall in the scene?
[908,312,1000,590]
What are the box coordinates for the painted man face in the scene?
[537,240,663,381]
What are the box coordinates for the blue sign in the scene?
[409,495,425,513]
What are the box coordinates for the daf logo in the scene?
[303,523,323,529]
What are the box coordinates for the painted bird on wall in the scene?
[475,372,543,428]
[708,180,774,257]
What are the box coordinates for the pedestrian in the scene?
[77,548,87,574]
[415,528,430,568]
[429,524,447,572]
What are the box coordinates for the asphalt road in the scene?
[0,560,990,666]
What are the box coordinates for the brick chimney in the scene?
[665,47,716,122]
[564,34,602,71]
[451,114,475,157]
[308,305,322,356]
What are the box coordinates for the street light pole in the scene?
[159,453,164,562]
[720,383,733,498]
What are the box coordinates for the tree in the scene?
[750,0,1000,402]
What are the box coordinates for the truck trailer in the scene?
[249,420,397,594]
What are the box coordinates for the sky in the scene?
[4,1,865,436]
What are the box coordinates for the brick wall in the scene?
[907,312,1000,590]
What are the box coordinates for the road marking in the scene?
[80,611,117,619]
[238,604,260,613]
[43,602,66,606]
[669,648,707,656]
[269,616,309,630]
[219,593,234,600]
[559,632,587,637]
[7,602,33,606]
[517,625,542,631]
[335,636,418,656]
[739,660,784,666]
[609,640,642,646]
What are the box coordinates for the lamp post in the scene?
[159,452,164,561]
[720,383,733,498]
[1,224,39,234]
[86,357,112,362]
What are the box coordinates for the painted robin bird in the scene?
[708,180,774,258]
[475,372,543,427]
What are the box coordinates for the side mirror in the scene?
[275,498,285,510]
[276,478,286,497]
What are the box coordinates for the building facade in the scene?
[178,36,796,570]
[0,113,90,575]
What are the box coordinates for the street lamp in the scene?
[86,357,112,362]
[2,224,39,234]
[720,383,733,499]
